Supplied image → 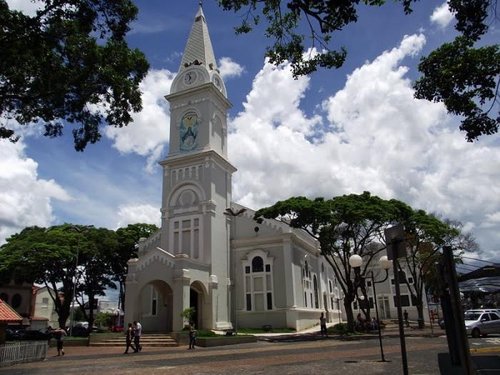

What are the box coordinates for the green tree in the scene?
[74,227,118,333]
[0,0,149,150]
[395,211,475,328]
[255,192,405,331]
[0,224,90,328]
[114,223,159,311]
[218,0,499,141]
[0,224,120,331]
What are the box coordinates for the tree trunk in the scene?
[416,301,425,328]
[88,295,96,334]
[58,311,69,329]
[344,298,355,332]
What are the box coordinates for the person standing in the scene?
[52,327,66,356]
[188,322,197,349]
[124,323,136,354]
[319,313,328,336]
[404,310,410,327]
[133,321,142,352]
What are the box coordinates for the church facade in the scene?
[124,6,342,332]
[124,6,427,333]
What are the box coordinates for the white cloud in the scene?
[0,139,71,244]
[218,57,244,79]
[430,2,455,29]
[6,0,42,16]
[228,33,500,259]
[104,69,173,172]
[115,204,161,229]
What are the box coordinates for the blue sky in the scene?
[2,1,500,267]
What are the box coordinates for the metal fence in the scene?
[0,341,48,367]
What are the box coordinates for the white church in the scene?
[124,5,422,333]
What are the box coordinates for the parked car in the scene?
[70,322,99,336]
[70,325,89,337]
[6,328,52,341]
[464,309,500,338]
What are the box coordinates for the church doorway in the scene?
[189,281,207,329]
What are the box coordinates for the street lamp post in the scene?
[349,254,392,363]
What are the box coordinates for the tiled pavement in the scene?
[1,323,497,374]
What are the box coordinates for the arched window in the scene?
[313,276,319,308]
[252,256,264,273]
[243,252,274,312]
[302,261,313,307]
[169,186,203,259]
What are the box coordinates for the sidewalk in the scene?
[255,320,442,342]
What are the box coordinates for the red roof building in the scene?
[0,298,22,323]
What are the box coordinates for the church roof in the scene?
[179,6,218,72]
[0,298,22,323]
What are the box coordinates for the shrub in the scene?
[197,330,218,337]
[330,323,349,335]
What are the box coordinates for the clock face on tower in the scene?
[183,71,197,86]
[180,112,199,151]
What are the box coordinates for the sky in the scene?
[2,0,499,268]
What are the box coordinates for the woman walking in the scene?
[52,327,66,356]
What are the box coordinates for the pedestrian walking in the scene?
[188,322,197,349]
[319,312,328,336]
[133,320,142,352]
[404,309,410,327]
[52,327,66,356]
[124,323,136,354]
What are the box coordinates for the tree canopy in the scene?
[218,0,499,141]
[0,0,149,150]
[114,223,159,310]
[254,192,470,331]
[0,224,91,328]
[255,192,409,329]
[0,222,157,329]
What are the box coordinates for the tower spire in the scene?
[179,4,217,73]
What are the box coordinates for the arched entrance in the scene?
[190,281,208,329]
[135,280,173,333]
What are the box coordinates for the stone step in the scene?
[89,334,179,347]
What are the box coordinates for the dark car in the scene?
[23,329,52,340]
[6,328,22,340]
[6,328,52,341]
[70,325,90,337]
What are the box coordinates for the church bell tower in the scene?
[160,5,236,330]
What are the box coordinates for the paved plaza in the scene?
[0,337,447,375]
[1,325,499,374]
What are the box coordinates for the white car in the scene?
[464,310,500,338]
